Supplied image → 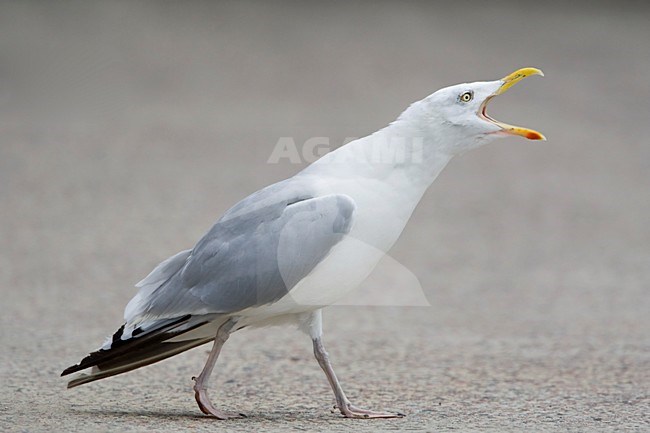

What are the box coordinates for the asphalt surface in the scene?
[1,2,649,432]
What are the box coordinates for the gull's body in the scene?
[63,68,545,419]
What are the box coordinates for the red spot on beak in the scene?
[526,131,544,140]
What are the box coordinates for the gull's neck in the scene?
[301,106,453,199]
[297,103,453,251]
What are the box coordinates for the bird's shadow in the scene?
[69,406,341,423]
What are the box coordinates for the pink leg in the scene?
[312,337,405,419]
[192,319,243,419]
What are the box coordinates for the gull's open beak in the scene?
[479,67,546,141]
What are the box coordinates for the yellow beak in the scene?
[496,67,544,95]
[484,67,546,141]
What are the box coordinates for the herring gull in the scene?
[62,67,545,419]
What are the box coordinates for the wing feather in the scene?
[125,179,355,324]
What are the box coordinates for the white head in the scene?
[401,67,546,156]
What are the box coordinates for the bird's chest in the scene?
[277,177,422,308]
[322,176,421,251]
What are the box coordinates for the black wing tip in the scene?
[61,348,108,376]
[61,365,79,377]
[60,315,194,379]
[60,323,128,377]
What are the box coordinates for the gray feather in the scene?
[135,249,192,289]
[126,178,355,322]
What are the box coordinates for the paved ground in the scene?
[1,1,649,432]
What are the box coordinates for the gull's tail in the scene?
[61,314,222,388]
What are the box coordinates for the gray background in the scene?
[1,1,648,431]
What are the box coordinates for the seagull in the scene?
[62,67,545,419]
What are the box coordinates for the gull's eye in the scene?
[459,91,473,103]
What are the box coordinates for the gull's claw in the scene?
[194,387,245,419]
[338,402,405,419]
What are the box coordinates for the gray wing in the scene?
[125,179,355,323]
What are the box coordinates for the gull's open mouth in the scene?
[478,67,546,141]
[479,96,496,122]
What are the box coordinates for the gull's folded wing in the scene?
[126,179,356,323]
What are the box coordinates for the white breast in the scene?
[238,174,423,322]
